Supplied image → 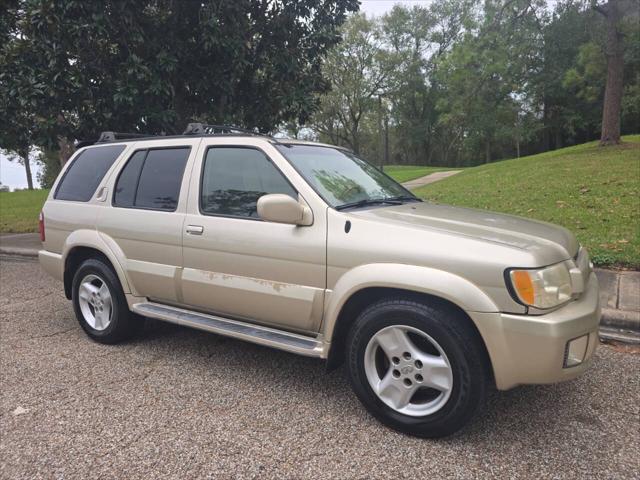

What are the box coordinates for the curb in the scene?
[600,308,640,331]
[599,326,640,345]
[1,249,638,341]
[0,247,38,258]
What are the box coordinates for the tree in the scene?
[435,0,546,164]
[381,0,473,165]
[308,0,638,166]
[36,148,62,190]
[0,1,35,189]
[593,0,638,145]
[530,2,598,150]
[0,0,358,164]
[311,13,391,154]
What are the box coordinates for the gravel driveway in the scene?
[1,256,638,479]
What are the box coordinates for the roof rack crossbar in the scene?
[97,131,157,143]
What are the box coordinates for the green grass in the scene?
[384,165,453,183]
[0,189,49,233]
[414,136,640,268]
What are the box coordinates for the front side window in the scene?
[113,147,190,211]
[276,145,415,209]
[200,147,296,218]
[55,145,126,201]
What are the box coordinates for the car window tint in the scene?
[113,150,146,207]
[134,148,190,211]
[55,145,126,201]
[201,147,296,218]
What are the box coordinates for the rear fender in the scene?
[62,229,133,294]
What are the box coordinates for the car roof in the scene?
[79,134,350,152]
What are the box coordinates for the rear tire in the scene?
[71,258,143,344]
[346,297,487,438]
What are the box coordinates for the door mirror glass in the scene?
[257,194,312,226]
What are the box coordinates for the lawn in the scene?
[414,136,640,269]
[0,189,49,233]
[384,165,452,183]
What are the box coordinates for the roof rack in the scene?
[91,123,276,145]
[97,131,157,143]
[183,123,268,137]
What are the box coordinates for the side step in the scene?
[132,302,326,358]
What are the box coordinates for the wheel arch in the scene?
[62,231,131,300]
[323,264,498,378]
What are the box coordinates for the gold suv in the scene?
[39,124,600,437]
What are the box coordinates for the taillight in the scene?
[38,211,45,242]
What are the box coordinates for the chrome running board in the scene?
[132,302,325,358]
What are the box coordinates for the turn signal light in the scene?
[511,270,534,305]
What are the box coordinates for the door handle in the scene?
[186,225,204,235]
[96,187,108,202]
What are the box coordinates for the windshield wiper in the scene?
[336,198,404,211]
[385,195,422,203]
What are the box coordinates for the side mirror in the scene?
[257,194,313,226]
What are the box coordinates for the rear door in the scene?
[98,139,201,303]
[181,138,327,334]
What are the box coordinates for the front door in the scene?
[181,141,326,334]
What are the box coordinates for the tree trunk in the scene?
[384,115,389,168]
[57,137,74,166]
[377,96,383,170]
[485,139,491,163]
[542,101,552,151]
[351,124,360,154]
[555,130,563,150]
[596,0,625,145]
[21,151,33,190]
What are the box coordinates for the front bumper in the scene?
[470,272,600,390]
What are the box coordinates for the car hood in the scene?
[349,202,579,259]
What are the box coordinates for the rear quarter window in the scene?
[113,147,190,211]
[55,145,126,202]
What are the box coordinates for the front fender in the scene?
[322,263,499,340]
[62,229,133,294]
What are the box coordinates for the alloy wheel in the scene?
[364,325,453,417]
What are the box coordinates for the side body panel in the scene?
[181,138,328,334]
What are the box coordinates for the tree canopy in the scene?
[1,0,638,188]
[309,0,639,166]
[0,0,358,156]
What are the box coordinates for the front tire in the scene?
[71,258,142,344]
[346,298,488,438]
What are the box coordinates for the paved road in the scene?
[402,170,462,189]
[1,256,638,479]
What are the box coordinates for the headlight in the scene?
[508,262,573,309]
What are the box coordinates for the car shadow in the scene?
[132,318,596,442]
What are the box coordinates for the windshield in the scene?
[276,145,417,208]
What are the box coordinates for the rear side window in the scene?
[113,147,190,211]
[113,150,145,207]
[200,147,296,218]
[55,145,125,201]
